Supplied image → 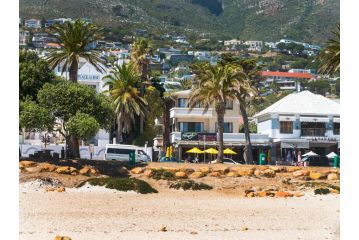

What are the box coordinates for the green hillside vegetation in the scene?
[20,0,339,43]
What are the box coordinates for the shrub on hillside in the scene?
[169,180,213,191]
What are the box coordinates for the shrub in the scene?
[151,169,176,180]
[314,188,330,195]
[169,180,213,191]
[79,177,158,194]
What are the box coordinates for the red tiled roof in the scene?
[260,71,313,79]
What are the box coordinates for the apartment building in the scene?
[260,71,315,90]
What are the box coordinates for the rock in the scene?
[330,189,340,194]
[210,171,221,177]
[199,166,210,174]
[240,227,249,231]
[131,167,144,174]
[55,166,71,174]
[258,166,269,171]
[19,161,37,168]
[190,230,198,235]
[162,167,179,173]
[40,163,57,172]
[24,166,41,173]
[256,191,267,197]
[143,169,153,178]
[294,192,304,197]
[54,236,71,240]
[69,167,78,175]
[287,166,301,172]
[262,169,276,178]
[159,225,167,232]
[89,168,99,175]
[270,166,286,172]
[226,171,238,177]
[175,171,187,178]
[327,173,339,180]
[263,185,279,192]
[46,188,55,192]
[279,178,292,184]
[229,167,241,172]
[56,187,65,192]
[266,192,276,197]
[330,169,340,174]
[246,192,255,198]
[190,171,206,178]
[309,171,324,180]
[79,167,91,175]
[238,169,254,176]
[254,169,262,177]
[217,167,230,175]
[276,191,293,198]
[244,189,255,194]
[293,170,310,178]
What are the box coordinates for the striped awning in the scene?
[281,140,309,149]
[333,118,340,123]
[300,117,329,123]
[279,116,296,121]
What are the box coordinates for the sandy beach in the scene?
[19,182,339,240]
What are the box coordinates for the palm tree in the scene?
[318,23,340,76]
[47,19,104,82]
[189,63,248,163]
[103,63,148,143]
[130,38,153,133]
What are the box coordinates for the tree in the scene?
[189,62,248,163]
[303,79,331,96]
[317,23,340,76]
[20,50,56,100]
[66,113,100,142]
[33,80,114,158]
[46,19,104,82]
[20,100,55,132]
[103,63,148,143]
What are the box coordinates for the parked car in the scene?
[301,155,329,166]
[105,144,150,162]
[211,158,241,164]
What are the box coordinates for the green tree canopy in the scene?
[19,100,55,132]
[20,50,56,100]
[66,113,100,141]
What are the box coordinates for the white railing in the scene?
[170,132,270,143]
[170,107,213,118]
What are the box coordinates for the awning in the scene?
[279,116,296,121]
[281,139,309,149]
[333,118,340,123]
[300,117,329,123]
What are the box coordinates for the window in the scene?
[334,123,340,135]
[179,122,204,132]
[107,148,134,154]
[215,122,233,133]
[178,98,188,108]
[225,100,233,109]
[301,122,326,136]
[280,121,293,134]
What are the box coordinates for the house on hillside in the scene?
[24,19,41,29]
[19,30,30,46]
[253,90,340,163]
[260,71,315,90]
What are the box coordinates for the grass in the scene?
[169,180,213,191]
[151,169,176,181]
[79,177,158,194]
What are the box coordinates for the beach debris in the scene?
[327,173,339,180]
[54,235,71,240]
[131,167,144,174]
[293,170,310,178]
[159,225,167,232]
[275,191,293,198]
[314,188,330,195]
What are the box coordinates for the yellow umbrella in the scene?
[186,147,204,154]
[204,148,218,154]
[223,148,237,154]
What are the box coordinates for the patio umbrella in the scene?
[223,148,237,154]
[186,147,204,154]
[302,151,318,157]
[204,148,218,154]
[326,152,338,159]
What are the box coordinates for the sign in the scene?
[181,132,217,141]
[78,74,100,81]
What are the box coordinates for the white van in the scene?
[104,144,151,162]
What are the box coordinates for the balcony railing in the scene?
[170,107,213,118]
[301,128,326,136]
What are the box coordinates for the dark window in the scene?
[334,123,340,135]
[179,122,203,132]
[178,98,188,108]
[225,100,233,109]
[107,148,132,154]
[215,122,233,133]
[280,121,293,134]
[301,122,326,136]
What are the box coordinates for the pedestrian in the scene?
[297,150,302,166]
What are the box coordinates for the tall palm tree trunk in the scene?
[240,104,254,164]
[216,104,225,163]
[162,98,171,152]
[116,118,123,144]
[69,61,78,83]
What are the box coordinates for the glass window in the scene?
[215,122,233,133]
[225,100,233,109]
[178,98,188,108]
[280,121,293,134]
[334,123,340,135]
[179,122,203,132]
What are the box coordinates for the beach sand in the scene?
[19,182,339,240]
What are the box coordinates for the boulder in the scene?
[20,161,37,168]
[159,226,167,232]
[229,167,241,172]
[258,166,269,171]
[245,192,255,198]
[270,166,286,172]
[276,191,293,198]
[226,171,238,177]
[117,167,129,175]
[162,167,179,173]
[330,189,340,194]
[263,185,279,192]
[25,166,41,173]
[217,167,230,175]
[287,166,301,173]
[55,166,71,174]
[294,192,304,197]
[327,173,339,180]
[254,169,262,177]
[256,191,268,197]
[56,187,65,192]
[79,167,91,175]
[330,169,340,174]
[131,167,144,174]
[175,171,187,178]
[199,166,210,174]
[293,170,310,178]
[190,171,206,178]
[143,169,153,178]
[210,171,221,177]
[262,169,276,178]
[89,168,99,175]
[238,169,254,177]
[69,167,78,175]
[40,163,57,172]
[309,171,324,180]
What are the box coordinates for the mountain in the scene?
[19,0,339,44]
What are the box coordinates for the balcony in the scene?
[170,107,213,118]
[301,128,326,137]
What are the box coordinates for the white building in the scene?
[254,90,340,162]
[24,19,41,29]
[244,41,263,52]
[19,30,30,46]
[224,39,242,46]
